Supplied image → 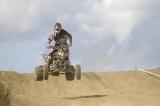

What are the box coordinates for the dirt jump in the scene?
[0,68,160,106]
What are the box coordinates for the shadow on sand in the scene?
[59,94,108,100]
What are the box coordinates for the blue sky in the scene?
[0,0,160,72]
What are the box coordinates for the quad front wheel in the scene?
[43,64,48,80]
[66,66,75,81]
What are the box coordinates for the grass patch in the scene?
[0,71,10,106]
[0,82,10,106]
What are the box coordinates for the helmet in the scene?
[54,22,62,33]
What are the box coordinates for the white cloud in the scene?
[0,0,8,6]
[0,0,159,72]
[75,0,152,44]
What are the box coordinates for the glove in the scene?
[48,39,51,45]
[69,42,72,46]
[67,39,72,46]
[47,43,51,49]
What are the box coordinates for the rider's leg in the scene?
[48,49,58,65]
[65,49,69,61]
[48,52,52,70]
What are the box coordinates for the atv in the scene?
[35,44,81,81]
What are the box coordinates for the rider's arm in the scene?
[67,33,72,44]
[48,34,54,45]
[65,31,72,45]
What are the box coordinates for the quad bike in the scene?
[35,44,81,81]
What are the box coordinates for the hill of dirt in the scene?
[0,69,160,106]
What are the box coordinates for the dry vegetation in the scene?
[0,71,11,106]
[0,71,23,106]
[0,82,10,106]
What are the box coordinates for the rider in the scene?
[48,23,72,64]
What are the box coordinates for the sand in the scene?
[0,69,160,106]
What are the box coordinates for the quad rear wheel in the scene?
[43,64,48,80]
[76,64,81,80]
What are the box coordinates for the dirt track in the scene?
[1,69,160,106]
